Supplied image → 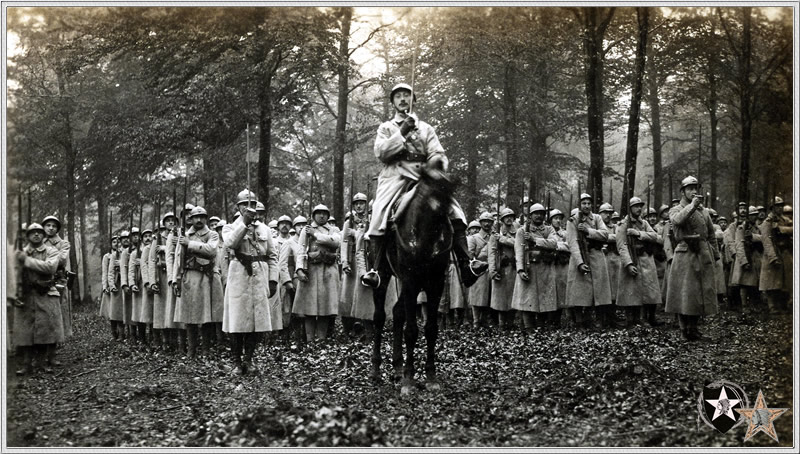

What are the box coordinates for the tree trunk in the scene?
[97,192,107,255]
[466,139,479,219]
[502,63,522,211]
[620,8,649,217]
[201,151,221,216]
[333,7,352,225]
[706,20,719,210]
[258,89,273,207]
[580,8,615,210]
[646,47,663,208]
[79,198,91,304]
[737,7,753,203]
[56,69,81,303]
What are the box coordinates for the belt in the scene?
[232,254,270,263]
[185,262,214,274]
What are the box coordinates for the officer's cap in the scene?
[737,201,748,208]
[390,83,416,102]
[209,216,221,223]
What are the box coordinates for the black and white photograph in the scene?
[2,1,797,449]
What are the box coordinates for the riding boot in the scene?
[452,221,487,288]
[361,236,386,288]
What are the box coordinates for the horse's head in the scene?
[417,159,454,212]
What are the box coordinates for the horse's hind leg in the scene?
[391,293,406,382]
[370,275,390,384]
[401,281,420,395]
[424,280,445,391]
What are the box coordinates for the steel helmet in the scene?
[390,83,416,102]
[180,203,195,217]
[130,227,141,235]
[352,192,368,203]
[598,203,614,213]
[268,220,278,229]
[236,189,257,205]
[120,230,130,238]
[278,215,292,224]
[579,193,592,202]
[468,220,481,230]
[215,220,226,229]
[499,207,515,220]
[189,206,208,217]
[680,176,699,190]
[611,211,621,221]
[647,207,657,216]
[209,216,221,223]
[570,208,580,217]
[141,228,153,236]
[161,212,177,223]
[748,206,759,216]
[629,197,644,207]
[479,211,494,222]
[26,223,45,236]
[783,205,793,214]
[548,209,563,221]
[529,203,546,214]
[717,216,727,223]
[771,196,784,207]
[329,215,336,223]
[756,205,766,212]
[256,201,266,212]
[312,204,330,216]
[293,215,308,226]
[289,228,296,234]
[737,201,747,208]
[658,204,670,215]
[41,215,62,232]
[708,208,718,217]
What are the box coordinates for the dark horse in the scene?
[369,163,453,395]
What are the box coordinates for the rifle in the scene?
[545,191,551,225]
[743,220,754,266]
[109,209,113,253]
[626,215,640,269]
[347,169,355,265]
[495,184,501,234]
[647,179,651,217]
[14,189,27,306]
[571,212,591,275]
[523,205,531,274]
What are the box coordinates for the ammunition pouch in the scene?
[683,238,702,254]
[185,257,214,276]
[499,255,514,268]
[653,246,667,262]
[233,252,270,276]
[530,248,557,264]
[605,242,618,254]
[556,251,571,266]
[30,274,55,295]
[308,249,338,265]
[587,239,605,251]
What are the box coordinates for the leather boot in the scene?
[186,325,198,359]
[110,321,118,340]
[361,236,386,288]
[16,346,33,376]
[243,333,259,374]
[177,329,187,355]
[231,334,244,375]
[645,305,664,326]
[452,221,487,288]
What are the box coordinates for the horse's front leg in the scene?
[401,280,420,395]
[371,274,390,384]
[424,277,445,391]
[391,290,406,383]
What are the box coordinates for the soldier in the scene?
[278,215,307,344]
[468,213,493,328]
[341,193,369,338]
[41,216,72,347]
[550,209,571,326]
[99,235,119,334]
[268,219,279,234]
[665,176,719,341]
[731,206,764,314]
[759,197,791,314]
[467,220,481,236]
[327,216,338,231]
[137,228,154,349]
[121,227,144,346]
[708,209,727,306]
[293,204,341,343]
[289,228,297,240]
[615,197,663,327]
[222,189,279,374]
[214,220,229,290]
[272,215,294,334]
[361,83,486,291]
[723,204,747,312]
[645,207,658,227]
[107,231,128,341]
[13,223,64,375]
[566,193,613,328]
[166,205,194,353]
[148,213,178,351]
[488,208,518,330]
[350,218,376,341]
[208,216,221,231]
[512,203,559,332]
[756,206,767,227]
[653,205,670,293]
[172,206,224,358]
[598,203,622,322]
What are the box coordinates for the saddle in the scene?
[389,179,418,227]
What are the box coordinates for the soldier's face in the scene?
[27,230,44,245]
[758,211,767,220]
[480,220,493,232]
[748,214,758,223]
[209,220,219,230]
[192,215,207,229]
[142,233,152,245]
[773,205,783,216]
[392,90,413,113]
[256,211,266,222]
[279,222,290,234]
[165,218,177,229]
[719,220,728,230]
[131,233,140,245]
[738,207,748,218]
[660,210,669,221]
[647,214,658,225]
[580,199,592,215]
[294,223,306,230]
[121,237,130,248]
[314,213,329,225]
[502,216,513,226]
[551,216,563,229]
[531,212,544,225]
[111,238,119,249]
[468,227,480,235]
[43,221,59,237]
[354,201,366,214]
[682,185,698,200]
[630,205,643,218]
[600,212,611,224]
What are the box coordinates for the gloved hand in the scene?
[296,269,309,282]
[578,263,591,275]
[400,113,417,136]
[626,264,639,277]
[517,270,530,281]
[342,264,352,275]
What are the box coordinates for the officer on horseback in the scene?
[361,83,487,288]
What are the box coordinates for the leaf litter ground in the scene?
[5,304,793,447]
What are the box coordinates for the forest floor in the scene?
[5,302,794,448]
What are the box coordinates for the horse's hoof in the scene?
[426,379,441,391]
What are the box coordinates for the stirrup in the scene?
[469,259,488,277]
[361,269,381,288]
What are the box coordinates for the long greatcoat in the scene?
[279,237,302,327]
[566,213,612,307]
[264,230,289,330]
[604,223,622,302]
[223,218,279,333]
[553,228,570,308]
[488,225,517,312]
[511,224,558,313]
[366,112,466,238]
[340,213,368,317]
[615,216,662,307]
[712,225,726,294]
[163,231,184,329]
[14,243,65,346]
[351,232,376,320]
[45,235,72,338]
[127,246,145,323]
[120,249,133,324]
[654,221,668,290]
[664,201,719,316]
[138,243,154,324]
[99,252,111,318]
[467,230,491,308]
[293,222,341,317]
[147,232,176,330]
[730,221,762,288]
[173,225,224,325]
[106,250,126,321]
[440,256,466,312]
[759,213,792,293]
